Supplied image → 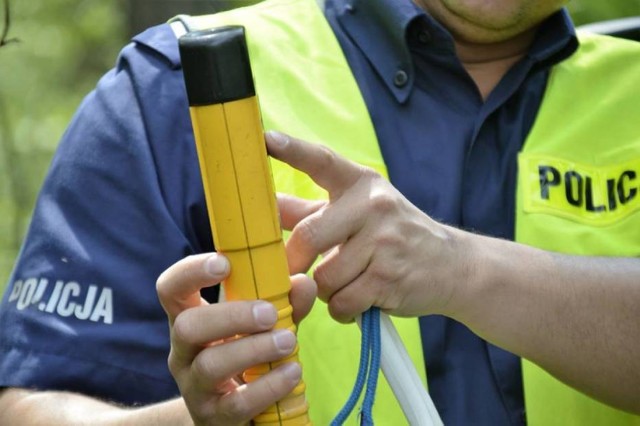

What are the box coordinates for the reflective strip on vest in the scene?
[518,32,640,425]
[174,1,426,424]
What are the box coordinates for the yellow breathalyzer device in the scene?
[178,27,310,425]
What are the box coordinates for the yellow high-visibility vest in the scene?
[174,0,640,423]
[517,31,640,426]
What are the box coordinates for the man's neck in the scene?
[454,27,537,100]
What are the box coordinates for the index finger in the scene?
[156,252,229,323]
[266,131,365,199]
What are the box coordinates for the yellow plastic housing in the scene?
[189,96,310,425]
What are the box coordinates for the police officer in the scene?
[1,0,639,424]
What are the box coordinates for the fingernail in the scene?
[204,253,229,277]
[266,130,288,148]
[252,302,277,328]
[272,329,296,353]
[281,362,302,382]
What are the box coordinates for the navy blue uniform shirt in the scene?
[326,0,576,424]
[0,0,576,423]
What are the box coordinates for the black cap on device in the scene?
[178,26,256,106]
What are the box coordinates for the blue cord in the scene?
[331,307,381,426]
[361,308,381,425]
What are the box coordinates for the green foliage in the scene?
[0,0,127,290]
[568,0,640,26]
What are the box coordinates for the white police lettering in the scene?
[7,278,114,324]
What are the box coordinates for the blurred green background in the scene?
[0,0,639,293]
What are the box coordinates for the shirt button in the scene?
[417,30,431,44]
[345,4,356,14]
[393,70,408,87]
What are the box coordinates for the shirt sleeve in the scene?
[0,24,213,405]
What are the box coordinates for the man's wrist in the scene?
[105,397,192,426]
[441,227,502,325]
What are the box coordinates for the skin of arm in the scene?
[0,388,192,426]
[266,131,640,414]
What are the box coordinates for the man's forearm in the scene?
[0,388,192,426]
[452,231,640,413]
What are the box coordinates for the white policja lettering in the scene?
[7,278,113,324]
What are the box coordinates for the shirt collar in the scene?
[527,9,578,66]
[335,0,427,103]
[333,0,578,104]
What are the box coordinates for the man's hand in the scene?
[267,131,471,323]
[266,131,640,413]
[156,252,316,425]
